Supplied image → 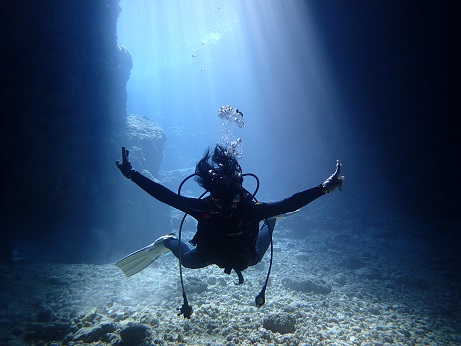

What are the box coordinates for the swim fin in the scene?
[115,234,176,277]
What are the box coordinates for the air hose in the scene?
[176,173,205,319]
[242,173,274,308]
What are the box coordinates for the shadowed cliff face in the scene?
[0,0,143,262]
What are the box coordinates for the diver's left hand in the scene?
[322,160,344,193]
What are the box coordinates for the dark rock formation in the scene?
[391,271,428,289]
[73,318,115,343]
[263,312,296,334]
[0,0,160,263]
[355,266,389,281]
[119,322,149,345]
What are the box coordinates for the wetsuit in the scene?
[130,171,325,271]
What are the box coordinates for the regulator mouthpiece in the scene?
[255,290,266,307]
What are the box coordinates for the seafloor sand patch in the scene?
[1,220,460,345]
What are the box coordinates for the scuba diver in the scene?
[115,145,344,318]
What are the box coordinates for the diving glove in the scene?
[116,147,135,179]
[322,160,344,193]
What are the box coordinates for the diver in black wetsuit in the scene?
[116,145,344,275]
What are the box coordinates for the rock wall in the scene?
[125,114,166,177]
[0,0,165,262]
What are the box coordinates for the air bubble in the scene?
[217,105,245,159]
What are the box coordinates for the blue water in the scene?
[117,1,354,202]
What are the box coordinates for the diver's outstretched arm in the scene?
[255,160,345,220]
[115,147,197,214]
[322,160,344,193]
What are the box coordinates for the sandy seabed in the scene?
[1,218,460,345]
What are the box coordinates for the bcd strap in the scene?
[224,267,244,285]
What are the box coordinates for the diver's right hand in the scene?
[115,147,135,179]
